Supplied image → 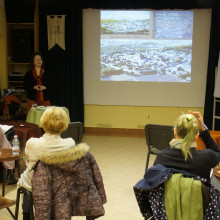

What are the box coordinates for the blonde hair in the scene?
[175,114,199,160]
[40,107,68,135]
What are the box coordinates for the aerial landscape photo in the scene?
[100,11,193,82]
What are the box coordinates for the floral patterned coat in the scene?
[32,143,107,220]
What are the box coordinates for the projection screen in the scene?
[83,9,211,107]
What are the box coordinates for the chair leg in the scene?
[6,207,15,219]
[15,160,21,178]
[27,191,34,220]
[2,167,7,196]
[15,188,21,220]
[145,153,151,173]
[14,187,34,220]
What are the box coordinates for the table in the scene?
[26,107,70,126]
[196,130,220,150]
[0,149,22,162]
[0,121,42,150]
[0,149,22,196]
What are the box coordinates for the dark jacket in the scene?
[23,70,50,101]
[32,143,107,220]
[134,164,220,220]
[154,130,220,180]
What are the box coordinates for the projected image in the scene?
[100,11,193,82]
[101,11,150,35]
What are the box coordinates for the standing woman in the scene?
[24,52,51,115]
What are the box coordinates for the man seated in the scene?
[0,127,17,183]
[0,127,16,209]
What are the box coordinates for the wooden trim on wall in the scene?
[84,127,145,137]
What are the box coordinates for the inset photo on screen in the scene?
[100,10,193,82]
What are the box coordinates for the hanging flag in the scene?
[47,15,65,50]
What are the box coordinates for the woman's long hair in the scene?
[175,114,199,160]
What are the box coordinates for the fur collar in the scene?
[38,143,90,165]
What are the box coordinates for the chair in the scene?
[144,124,174,171]
[0,200,15,219]
[134,174,211,220]
[61,122,83,144]
[3,95,26,121]
[15,187,34,220]
[3,95,21,117]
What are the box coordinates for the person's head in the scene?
[40,107,68,135]
[30,52,43,69]
[174,113,199,160]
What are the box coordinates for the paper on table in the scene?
[0,124,14,134]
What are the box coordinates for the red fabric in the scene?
[32,68,44,105]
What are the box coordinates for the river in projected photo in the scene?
[100,11,193,82]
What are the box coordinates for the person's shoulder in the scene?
[197,148,219,155]
[62,137,75,143]
[62,137,76,146]
[195,149,220,164]
[26,137,41,147]
[157,147,182,158]
[25,138,42,154]
[26,137,38,143]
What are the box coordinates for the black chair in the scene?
[61,122,83,144]
[144,124,174,171]
[15,187,34,220]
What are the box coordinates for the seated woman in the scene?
[154,111,220,182]
[18,107,75,220]
[134,111,220,219]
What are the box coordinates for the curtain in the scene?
[81,0,214,9]
[5,0,36,23]
[38,0,84,123]
[203,4,220,130]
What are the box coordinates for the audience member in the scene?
[0,127,15,170]
[0,128,16,209]
[134,111,220,219]
[18,107,75,220]
[0,127,17,184]
[154,111,220,185]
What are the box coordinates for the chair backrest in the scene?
[145,124,174,151]
[61,122,83,144]
[3,95,22,116]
